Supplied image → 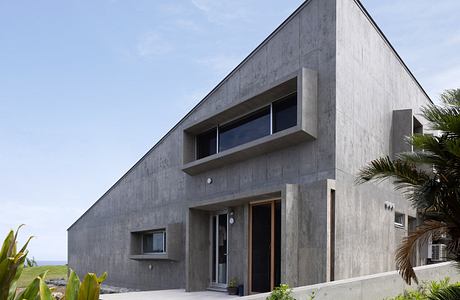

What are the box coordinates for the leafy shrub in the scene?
[267,284,295,300]
[0,225,33,300]
[386,278,460,300]
[228,277,238,288]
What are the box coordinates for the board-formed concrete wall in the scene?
[242,262,460,300]
[333,0,431,280]
[68,0,337,290]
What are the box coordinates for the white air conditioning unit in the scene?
[431,244,447,262]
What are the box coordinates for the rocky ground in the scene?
[45,279,139,296]
[16,278,139,299]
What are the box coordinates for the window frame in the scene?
[272,93,298,133]
[394,212,405,228]
[195,92,297,160]
[141,230,167,254]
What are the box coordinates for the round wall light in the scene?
[229,210,235,224]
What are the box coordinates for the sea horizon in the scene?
[36,260,67,266]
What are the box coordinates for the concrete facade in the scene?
[68,0,432,294]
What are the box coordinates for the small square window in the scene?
[395,212,405,227]
[142,230,166,254]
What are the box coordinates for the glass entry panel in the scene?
[211,213,228,286]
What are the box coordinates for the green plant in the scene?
[25,257,38,268]
[1,226,107,300]
[427,285,460,300]
[18,265,67,288]
[385,278,460,300]
[63,269,107,300]
[426,278,460,300]
[357,89,460,284]
[0,225,33,300]
[13,269,107,300]
[426,278,451,295]
[267,284,295,300]
[228,277,238,288]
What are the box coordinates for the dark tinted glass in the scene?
[273,93,297,133]
[251,204,271,293]
[219,107,270,152]
[212,216,217,281]
[274,201,281,287]
[196,128,217,159]
[152,232,165,253]
[142,233,153,253]
[218,214,227,283]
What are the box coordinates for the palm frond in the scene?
[440,89,460,106]
[396,220,447,285]
[397,150,441,166]
[356,156,430,188]
[421,103,460,136]
[445,139,460,158]
[409,178,441,211]
[409,135,446,157]
[357,89,460,286]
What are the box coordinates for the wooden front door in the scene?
[249,200,281,293]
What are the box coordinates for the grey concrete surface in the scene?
[68,0,432,293]
[333,0,429,280]
[101,289,238,300]
[392,109,414,157]
[242,262,460,300]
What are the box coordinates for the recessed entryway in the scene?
[249,200,281,293]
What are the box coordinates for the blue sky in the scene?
[0,0,459,260]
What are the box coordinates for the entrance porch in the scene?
[185,185,304,295]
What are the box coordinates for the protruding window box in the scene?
[129,223,182,261]
[182,68,318,175]
[392,109,424,157]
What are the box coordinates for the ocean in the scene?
[36,260,67,266]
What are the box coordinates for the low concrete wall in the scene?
[243,262,460,300]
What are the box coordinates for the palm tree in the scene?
[357,89,460,285]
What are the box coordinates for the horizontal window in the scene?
[195,93,297,159]
[219,107,270,152]
[142,230,166,254]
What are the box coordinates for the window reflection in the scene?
[219,107,270,152]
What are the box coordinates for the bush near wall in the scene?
[385,277,460,300]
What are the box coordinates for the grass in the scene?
[17,265,68,288]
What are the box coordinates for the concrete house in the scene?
[68,0,432,294]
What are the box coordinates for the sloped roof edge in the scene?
[68,0,432,231]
